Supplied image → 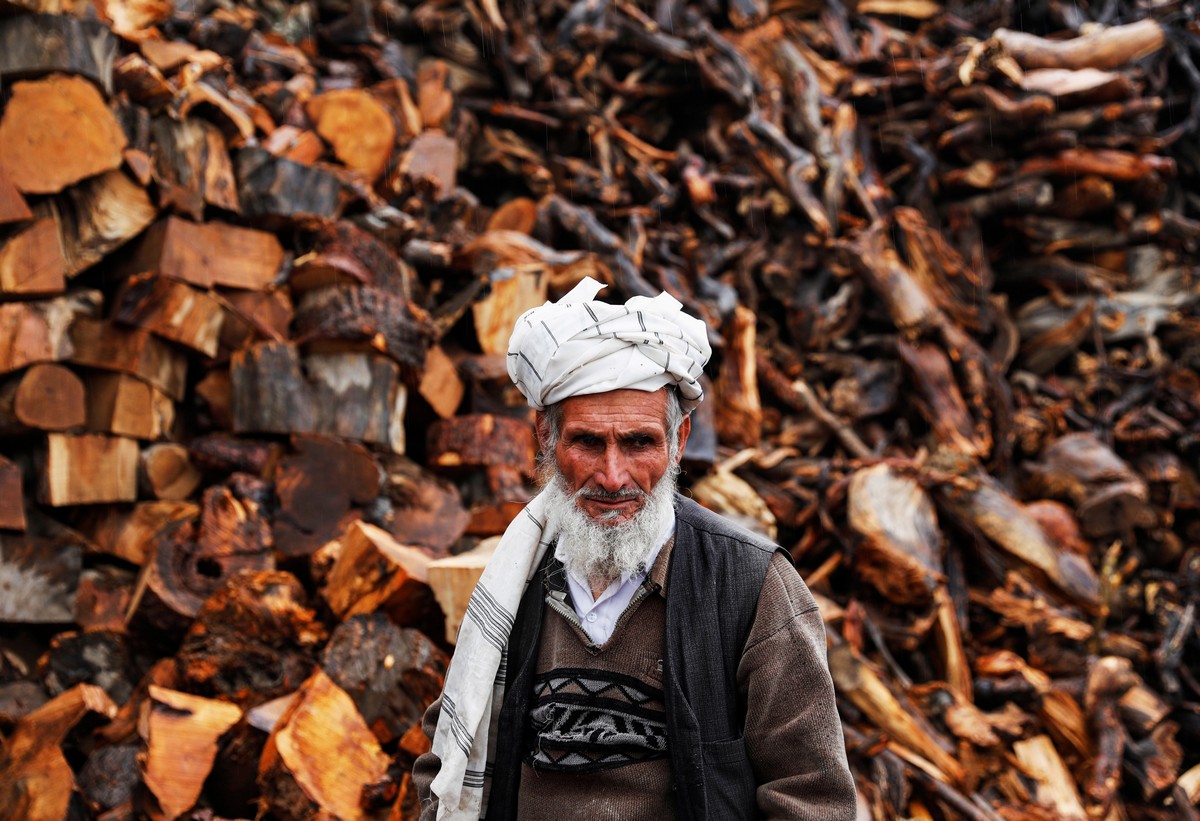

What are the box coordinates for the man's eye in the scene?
[625,436,656,448]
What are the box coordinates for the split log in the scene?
[39,169,158,278]
[321,521,438,630]
[39,629,134,704]
[417,344,464,419]
[112,274,226,357]
[85,372,175,440]
[0,534,82,621]
[232,343,409,453]
[0,171,33,224]
[847,463,943,606]
[0,364,86,434]
[258,669,391,821]
[689,468,778,541]
[139,443,202,501]
[0,684,118,821]
[187,432,277,476]
[150,116,240,218]
[0,14,117,93]
[79,500,199,565]
[713,305,762,449]
[235,147,349,220]
[129,481,274,633]
[321,613,449,743]
[139,685,242,821]
[218,288,293,352]
[0,290,101,375]
[1012,735,1087,820]
[0,455,25,530]
[272,435,379,557]
[994,19,1164,72]
[427,414,536,475]
[41,433,138,506]
[0,219,67,295]
[74,566,136,632]
[176,570,325,706]
[293,284,436,369]
[0,74,126,195]
[427,537,497,643]
[306,89,396,183]
[471,267,547,355]
[400,130,458,199]
[69,319,188,400]
[120,216,284,290]
[377,454,469,555]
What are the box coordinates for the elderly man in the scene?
[414,278,855,820]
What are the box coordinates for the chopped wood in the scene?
[472,267,547,355]
[138,685,242,821]
[85,371,175,440]
[689,468,777,541]
[1013,735,1088,820]
[427,537,497,643]
[79,500,199,565]
[321,521,436,628]
[0,534,82,621]
[39,169,158,278]
[378,454,468,554]
[74,566,136,632]
[0,364,86,434]
[139,442,202,501]
[306,89,396,183]
[417,344,465,419]
[713,306,762,449]
[0,290,101,376]
[0,74,126,195]
[0,170,33,225]
[994,19,1165,71]
[0,14,116,93]
[0,455,25,531]
[150,116,240,217]
[69,319,188,400]
[400,130,457,199]
[0,684,117,821]
[258,668,390,821]
[427,414,535,474]
[112,274,226,357]
[235,146,349,220]
[41,433,139,506]
[121,216,284,291]
[0,218,67,295]
[217,288,293,352]
[272,435,379,557]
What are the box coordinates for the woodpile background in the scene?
[0,0,1198,818]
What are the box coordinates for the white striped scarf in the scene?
[429,492,555,820]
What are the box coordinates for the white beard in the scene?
[542,464,678,587]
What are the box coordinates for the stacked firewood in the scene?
[1,0,1198,818]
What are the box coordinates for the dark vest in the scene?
[486,494,779,820]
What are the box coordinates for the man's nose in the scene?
[594,444,628,490]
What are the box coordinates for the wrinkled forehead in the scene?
[558,388,671,432]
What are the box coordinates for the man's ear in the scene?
[535,411,550,453]
[674,414,691,464]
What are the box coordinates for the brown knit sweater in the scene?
[414,535,854,820]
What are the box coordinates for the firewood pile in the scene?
[1,0,1199,817]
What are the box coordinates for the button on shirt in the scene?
[555,514,675,645]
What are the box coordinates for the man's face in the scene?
[547,388,690,527]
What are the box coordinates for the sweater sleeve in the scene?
[412,696,443,821]
[737,551,857,820]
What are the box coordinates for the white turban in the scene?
[506,276,712,412]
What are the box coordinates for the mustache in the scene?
[575,486,646,502]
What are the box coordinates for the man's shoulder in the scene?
[673,493,780,557]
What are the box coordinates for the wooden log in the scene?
[1012,735,1087,820]
[427,537,497,643]
[39,169,158,278]
[150,116,240,218]
[85,372,175,440]
[713,305,762,449]
[427,414,536,475]
[0,290,101,376]
[120,216,284,291]
[0,455,25,530]
[931,586,974,703]
[0,684,118,821]
[187,432,277,476]
[0,14,117,93]
[378,454,468,555]
[0,170,33,225]
[77,743,139,817]
[195,368,232,430]
[400,130,458,199]
[235,146,349,220]
[418,344,464,419]
[0,680,49,726]
[306,89,396,183]
[69,319,188,400]
[230,341,317,436]
[41,433,138,506]
[321,613,449,744]
[218,288,293,352]
[74,565,136,633]
[139,443,202,501]
[258,669,390,821]
[0,219,67,295]
[112,274,226,357]
[471,267,547,355]
[995,18,1164,71]
[0,534,81,621]
[321,522,437,628]
[78,500,199,566]
[39,629,134,705]
[0,364,86,434]
[176,570,326,706]
[847,463,944,606]
[0,74,126,195]
[689,468,778,541]
[139,685,242,821]
[293,284,436,370]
